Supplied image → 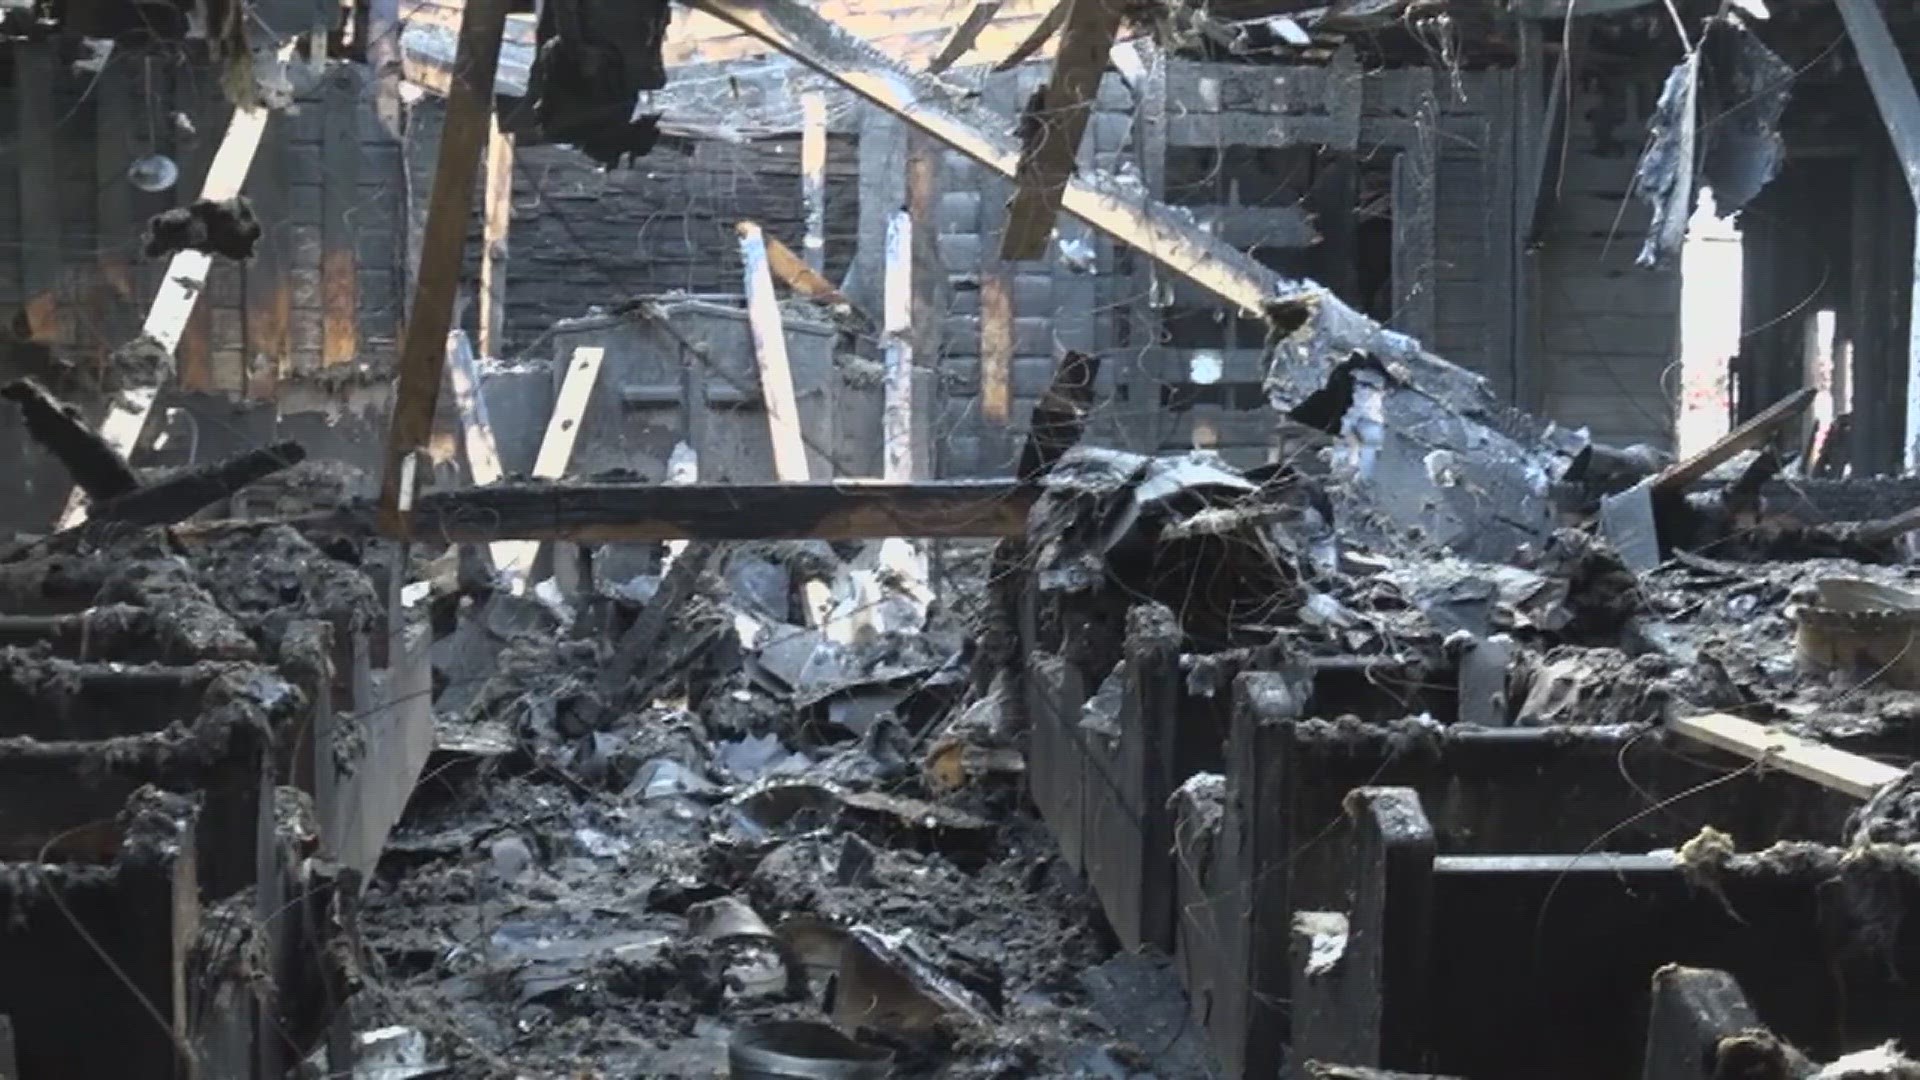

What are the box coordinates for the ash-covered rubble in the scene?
[1027,343,1920,774]
[356,538,1215,1078]
[0,514,397,1075]
[349,337,1920,1075]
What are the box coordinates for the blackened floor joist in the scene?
[369,480,1036,542]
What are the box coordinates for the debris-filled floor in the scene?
[20,0,1920,1073]
[354,540,1219,1078]
[18,314,1920,1076]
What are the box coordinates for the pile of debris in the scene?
[337,332,1920,1076]
[347,535,1216,1077]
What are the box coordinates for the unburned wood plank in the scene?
[60,103,274,529]
[490,344,603,584]
[379,0,513,517]
[479,108,513,359]
[739,220,834,625]
[366,479,1037,541]
[1670,712,1903,801]
[1000,0,1124,261]
[800,91,828,274]
[737,222,811,481]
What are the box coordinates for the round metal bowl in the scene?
[1809,577,1920,614]
[728,1021,893,1080]
[1795,577,1920,690]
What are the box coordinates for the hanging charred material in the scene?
[142,196,263,262]
[513,0,672,168]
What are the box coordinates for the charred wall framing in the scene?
[913,55,1535,474]
[0,44,406,533]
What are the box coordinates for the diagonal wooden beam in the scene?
[992,0,1069,72]
[58,105,273,528]
[928,0,1003,74]
[999,0,1124,261]
[379,0,513,522]
[685,0,1285,319]
[739,221,836,626]
[487,345,603,588]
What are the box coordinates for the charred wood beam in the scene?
[5,442,308,564]
[1017,349,1102,480]
[380,0,513,516]
[928,0,1004,74]
[379,480,1035,542]
[2,379,140,503]
[89,440,306,530]
[0,555,113,612]
[1642,966,1792,1080]
[999,0,1126,261]
[993,0,1068,71]
[1651,386,1814,495]
[0,606,152,656]
[1835,0,1920,470]
[577,541,721,730]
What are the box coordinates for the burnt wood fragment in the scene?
[2,378,139,502]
